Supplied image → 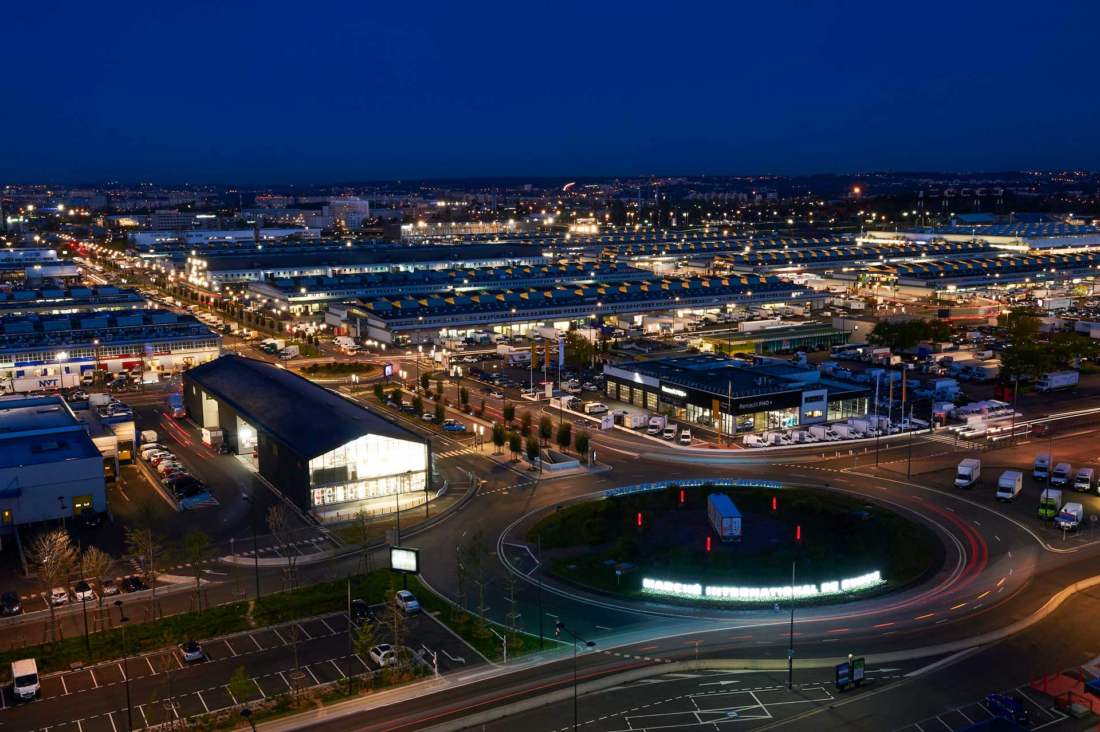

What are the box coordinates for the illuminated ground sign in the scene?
[641,571,883,602]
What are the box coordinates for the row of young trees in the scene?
[28,503,300,644]
[489,418,590,463]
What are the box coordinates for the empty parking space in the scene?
[38,675,66,700]
[200,638,237,661]
[255,671,291,698]
[88,662,125,686]
[174,691,209,718]
[333,654,370,678]
[298,618,329,639]
[308,658,345,684]
[248,628,282,650]
[59,669,96,694]
[200,685,235,710]
[79,713,117,732]
[904,685,1069,732]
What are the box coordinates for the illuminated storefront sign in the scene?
[660,385,687,398]
[641,571,883,602]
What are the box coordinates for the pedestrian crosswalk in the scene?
[436,446,479,459]
[923,431,983,451]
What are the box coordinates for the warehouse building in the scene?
[0,310,221,392]
[183,355,429,515]
[603,355,869,435]
[342,274,821,345]
[0,394,107,532]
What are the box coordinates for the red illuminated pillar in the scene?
[679,488,686,505]
[706,536,712,553]
[772,495,777,512]
[637,512,643,528]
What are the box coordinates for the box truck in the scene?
[955,458,981,488]
[996,471,1023,501]
[808,424,840,441]
[1036,371,1079,393]
[646,415,667,435]
[1056,501,1084,531]
[1033,453,1051,481]
[1051,462,1073,488]
[166,393,186,418]
[707,493,742,542]
[1039,488,1063,520]
[1074,467,1095,493]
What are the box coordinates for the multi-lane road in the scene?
[6,350,1100,730]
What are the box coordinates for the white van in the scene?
[1074,467,1095,493]
[679,428,692,445]
[11,658,39,701]
[1033,453,1051,481]
[662,425,677,440]
[1051,462,1073,488]
[583,402,608,416]
[995,471,1023,502]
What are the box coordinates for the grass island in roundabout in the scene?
[529,480,943,606]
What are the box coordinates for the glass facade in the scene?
[308,433,428,508]
[827,396,869,422]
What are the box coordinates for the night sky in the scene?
[4,1,1099,183]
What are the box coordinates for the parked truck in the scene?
[646,415,667,435]
[1074,467,1095,493]
[1056,501,1084,531]
[955,458,981,488]
[1036,371,1079,393]
[1033,453,1051,481]
[279,345,300,360]
[1050,462,1073,488]
[808,424,840,441]
[996,470,1023,502]
[1038,488,1063,520]
[707,493,742,542]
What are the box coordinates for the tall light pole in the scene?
[242,493,261,601]
[115,600,134,732]
[555,621,595,731]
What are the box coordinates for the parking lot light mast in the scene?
[242,493,261,601]
[555,621,595,731]
[115,600,134,732]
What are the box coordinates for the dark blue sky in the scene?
[4,1,1099,183]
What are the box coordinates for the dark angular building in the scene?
[183,355,429,514]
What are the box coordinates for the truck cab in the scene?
[1074,467,1095,493]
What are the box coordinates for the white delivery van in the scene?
[662,424,677,440]
[955,458,981,488]
[1056,502,1084,531]
[1074,467,1095,493]
[679,428,692,445]
[1051,462,1073,488]
[11,658,39,700]
[996,471,1023,502]
[646,415,666,435]
[1033,453,1051,481]
[583,402,608,416]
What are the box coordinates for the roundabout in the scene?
[524,479,942,607]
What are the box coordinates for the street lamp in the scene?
[115,600,134,732]
[555,622,595,731]
[241,493,261,601]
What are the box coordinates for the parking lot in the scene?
[0,603,484,731]
[900,685,1069,731]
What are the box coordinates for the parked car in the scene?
[80,511,105,529]
[982,693,1030,724]
[368,643,398,667]
[73,580,96,602]
[442,419,467,432]
[421,412,434,422]
[0,591,22,615]
[350,599,376,626]
[100,579,119,597]
[121,576,147,593]
[490,391,505,399]
[179,640,204,663]
[395,590,420,614]
[50,587,69,606]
